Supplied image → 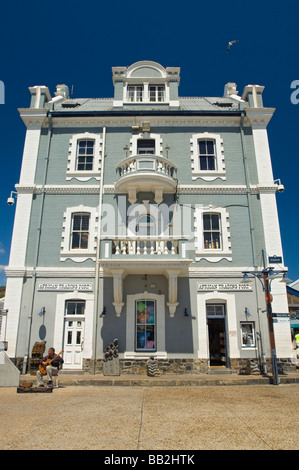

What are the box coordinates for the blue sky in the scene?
[0,0,298,285]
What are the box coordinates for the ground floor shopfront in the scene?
[2,271,294,375]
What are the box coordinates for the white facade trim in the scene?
[8,193,33,267]
[53,291,94,363]
[2,278,24,357]
[194,206,232,262]
[196,291,238,359]
[125,292,166,357]
[190,132,226,181]
[67,132,102,181]
[60,205,98,262]
[19,126,42,185]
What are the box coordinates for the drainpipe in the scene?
[240,112,266,372]
[24,113,52,371]
[91,126,106,375]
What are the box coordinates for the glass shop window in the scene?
[136,300,156,351]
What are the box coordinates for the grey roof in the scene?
[49,96,240,113]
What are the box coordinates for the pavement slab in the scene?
[0,384,298,450]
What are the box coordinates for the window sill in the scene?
[66,171,101,181]
[60,250,96,262]
[192,171,226,182]
[124,351,167,359]
[195,251,232,262]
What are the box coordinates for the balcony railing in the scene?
[114,154,177,204]
[117,154,177,179]
[102,237,188,258]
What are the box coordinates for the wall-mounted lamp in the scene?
[280,272,292,283]
[123,146,129,158]
[245,307,251,318]
[38,307,46,316]
[273,179,285,192]
[7,191,18,206]
[164,146,170,158]
[101,307,107,317]
[184,307,189,317]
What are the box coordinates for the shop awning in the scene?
[290,320,299,328]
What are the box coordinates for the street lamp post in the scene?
[263,271,279,385]
[241,258,291,386]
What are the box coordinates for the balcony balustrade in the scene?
[114,154,177,204]
[117,155,176,179]
[102,237,187,258]
[113,237,179,256]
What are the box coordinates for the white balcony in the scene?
[100,236,192,317]
[112,237,179,256]
[114,154,177,203]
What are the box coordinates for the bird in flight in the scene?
[227,40,239,51]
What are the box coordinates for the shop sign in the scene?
[38,282,93,292]
[268,256,282,264]
[272,313,290,323]
[197,282,253,292]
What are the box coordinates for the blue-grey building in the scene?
[2,61,293,375]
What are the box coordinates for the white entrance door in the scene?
[63,318,84,369]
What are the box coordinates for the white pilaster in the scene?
[2,278,24,357]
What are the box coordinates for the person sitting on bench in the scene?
[36,348,64,387]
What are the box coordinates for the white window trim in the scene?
[197,292,239,359]
[124,292,167,359]
[190,132,225,181]
[60,205,98,262]
[53,291,94,360]
[240,321,256,349]
[67,132,102,181]
[194,207,232,262]
[130,132,163,156]
[123,82,170,104]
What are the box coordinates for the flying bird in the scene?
[227,40,239,52]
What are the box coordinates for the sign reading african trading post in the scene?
[38,282,93,292]
[197,282,253,292]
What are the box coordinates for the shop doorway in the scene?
[63,300,85,370]
[207,304,229,368]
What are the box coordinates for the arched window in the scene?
[136,214,156,236]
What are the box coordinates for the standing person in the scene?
[36,347,64,387]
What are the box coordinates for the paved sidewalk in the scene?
[1,383,299,450]
[19,370,299,387]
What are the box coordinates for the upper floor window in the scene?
[130,132,162,157]
[194,207,232,262]
[67,132,102,181]
[124,83,166,104]
[136,214,156,236]
[71,213,90,250]
[190,132,225,181]
[60,205,98,262]
[149,85,165,102]
[77,140,94,171]
[199,139,216,171]
[137,139,155,154]
[203,213,221,249]
[127,86,143,102]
